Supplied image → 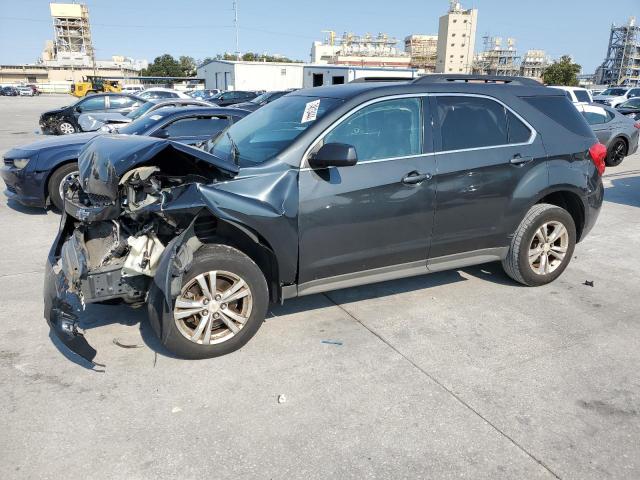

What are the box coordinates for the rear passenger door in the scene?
[428,95,547,265]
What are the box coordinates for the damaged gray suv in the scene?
[45,75,608,365]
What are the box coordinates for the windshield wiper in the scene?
[227,131,240,166]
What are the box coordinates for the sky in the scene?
[0,0,638,74]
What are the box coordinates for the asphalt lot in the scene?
[0,94,639,480]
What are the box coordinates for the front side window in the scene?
[208,95,343,166]
[600,88,627,97]
[79,96,106,111]
[323,98,423,162]
[436,96,508,151]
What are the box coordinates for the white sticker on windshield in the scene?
[150,114,163,121]
[301,99,320,123]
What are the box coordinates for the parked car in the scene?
[232,90,295,111]
[189,89,221,101]
[616,97,640,120]
[39,93,146,135]
[137,87,191,100]
[27,84,41,95]
[549,86,592,104]
[3,107,249,210]
[593,87,640,107]
[576,103,640,166]
[208,90,258,106]
[1,86,19,96]
[121,84,145,95]
[17,86,34,96]
[78,98,215,132]
[42,74,608,365]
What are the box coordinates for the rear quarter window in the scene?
[574,90,591,103]
[522,96,594,138]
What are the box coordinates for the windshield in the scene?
[208,95,342,166]
[621,98,640,108]
[126,101,156,120]
[600,88,627,96]
[250,92,275,104]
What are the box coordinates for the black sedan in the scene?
[1,86,19,96]
[616,98,640,121]
[209,90,258,106]
[232,90,295,112]
[3,107,250,210]
[39,93,147,135]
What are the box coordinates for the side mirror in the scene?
[308,143,358,169]
[75,106,83,113]
[153,129,170,139]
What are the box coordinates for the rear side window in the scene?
[522,96,593,138]
[507,110,532,143]
[436,96,508,151]
[164,116,230,137]
[574,90,591,103]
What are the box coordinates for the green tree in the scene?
[178,56,197,76]
[542,55,581,86]
[141,54,184,77]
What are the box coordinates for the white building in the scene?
[302,65,417,88]
[436,1,478,74]
[197,60,304,91]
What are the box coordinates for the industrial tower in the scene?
[597,17,640,86]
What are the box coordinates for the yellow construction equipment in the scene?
[70,76,122,97]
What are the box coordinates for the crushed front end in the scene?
[44,135,237,365]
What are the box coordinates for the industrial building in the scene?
[596,17,640,87]
[302,65,417,88]
[405,35,438,72]
[473,36,520,77]
[0,3,145,91]
[435,1,477,74]
[310,31,411,68]
[520,50,550,80]
[197,60,304,91]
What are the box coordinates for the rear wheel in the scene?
[48,162,78,211]
[606,138,627,167]
[57,121,76,135]
[502,203,576,286]
[161,244,269,359]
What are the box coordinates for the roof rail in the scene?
[413,74,541,86]
[350,76,413,83]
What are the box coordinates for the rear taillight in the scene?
[589,143,607,176]
[634,121,640,129]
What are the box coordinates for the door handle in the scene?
[510,154,534,166]
[402,171,432,185]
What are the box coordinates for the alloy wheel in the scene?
[174,270,253,345]
[612,141,626,164]
[528,221,569,275]
[58,122,75,135]
[58,171,79,201]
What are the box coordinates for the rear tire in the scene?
[502,203,576,286]
[161,244,269,359]
[48,162,78,211]
[605,138,627,167]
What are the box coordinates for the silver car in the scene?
[78,98,213,132]
[576,103,640,167]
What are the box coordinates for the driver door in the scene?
[297,97,436,292]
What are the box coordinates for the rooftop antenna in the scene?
[233,1,240,60]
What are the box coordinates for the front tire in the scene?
[606,138,627,167]
[161,244,269,359]
[502,203,576,286]
[48,163,78,211]
[57,121,76,135]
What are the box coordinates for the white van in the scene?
[121,84,145,95]
[548,86,593,105]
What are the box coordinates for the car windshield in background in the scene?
[250,91,284,104]
[620,98,640,108]
[126,101,156,120]
[118,110,169,135]
[209,95,343,166]
[601,88,627,96]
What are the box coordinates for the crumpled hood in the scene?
[41,107,69,117]
[78,134,239,200]
[78,112,130,132]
